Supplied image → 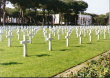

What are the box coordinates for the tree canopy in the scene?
[1,0,89,25]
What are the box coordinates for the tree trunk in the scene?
[74,11,79,25]
[0,2,2,24]
[47,10,50,25]
[2,0,6,26]
[21,10,24,25]
[74,14,78,25]
[34,8,38,25]
[42,9,46,26]
[53,14,56,26]
[59,13,63,26]
[19,9,22,24]
[20,8,25,25]
[59,12,61,25]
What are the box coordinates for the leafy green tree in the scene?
[6,0,88,25]
[0,0,3,24]
[68,1,88,25]
[57,1,69,25]
[2,0,6,26]
[28,0,40,24]
[8,0,32,24]
[95,15,107,25]
[105,12,110,25]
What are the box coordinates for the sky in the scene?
[6,0,110,15]
[83,0,109,15]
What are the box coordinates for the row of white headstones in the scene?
[0,26,110,57]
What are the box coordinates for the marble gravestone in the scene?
[104,29,106,39]
[47,34,53,51]
[17,29,21,40]
[28,31,34,44]
[65,32,70,47]
[79,31,82,44]
[6,30,13,47]
[57,29,60,40]
[97,30,100,40]
[0,30,3,41]
[89,29,92,42]
[20,35,31,57]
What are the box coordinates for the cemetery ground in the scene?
[0,28,110,77]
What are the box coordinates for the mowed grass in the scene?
[0,28,110,77]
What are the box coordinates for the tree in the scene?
[67,1,88,25]
[106,12,110,25]
[7,0,88,25]
[0,0,3,24]
[2,0,6,26]
[95,15,107,25]
[38,0,48,26]
[28,0,40,25]
[8,0,33,24]
[45,0,69,25]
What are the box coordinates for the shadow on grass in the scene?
[36,54,51,57]
[75,45,85,47]
[60,49,70,51]
[31,54,51,57]
[0,62,23,65]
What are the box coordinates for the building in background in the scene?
[52,14,60,24]
[0,14,92,25]
[52,14,92,25]
[78,14,92,26]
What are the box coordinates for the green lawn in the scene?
[0,28,110,77]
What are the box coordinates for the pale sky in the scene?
[83,0,109,15]
[6,0,110,15]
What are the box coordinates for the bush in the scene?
[74,53,110,78]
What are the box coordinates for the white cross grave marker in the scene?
[20,35,31,57]
[97,30,100,40]
[47,34,53,51]
[89,29,92,42]
[62,27,64,35]
[104,29,106,39]
[28,31,34,44]
[0,30,3,41]
[76,28,79,38]
[17,29,21,40]
[6,31,13,47]
[65,32,70,47]
[44,31,48,41]
[79,31,82,44]
[57,29,60,40]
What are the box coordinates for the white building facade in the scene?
[52,14,92,25]
[78,14,92,26]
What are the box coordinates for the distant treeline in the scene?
[0,0,109,25]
